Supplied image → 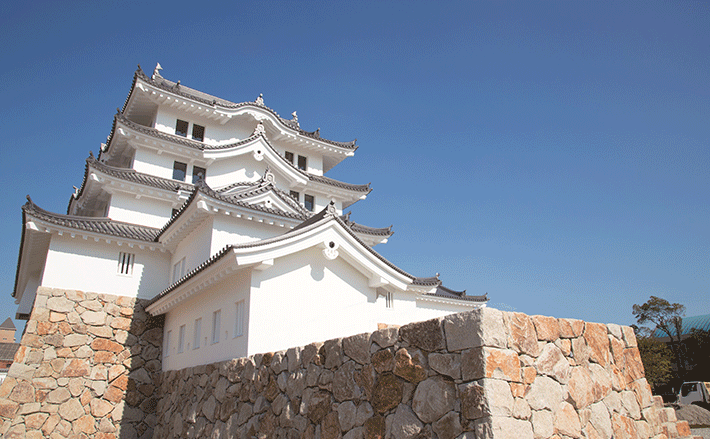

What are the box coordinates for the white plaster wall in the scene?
[107,192,172,228]
[247,247,381,355]
[40,235,170,299]
[155,109,255,146]
[205,155,262,188]
[172,217,213,279]
[132,148,178,180]
[162,269,251,370]
[211,216,283,255]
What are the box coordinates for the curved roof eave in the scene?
[129,66,358,151]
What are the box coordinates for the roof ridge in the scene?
[133,67,358,149]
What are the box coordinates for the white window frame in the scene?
[212,310,221,344]
[117,252,135,276]
[234,300,245,338]
[193,318,201,350]
[164,330,171,357]
[172,257,186,283]
[177,325,185,353]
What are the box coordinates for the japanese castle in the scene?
[13,64,487,370]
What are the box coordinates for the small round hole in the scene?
[329,241,335,248]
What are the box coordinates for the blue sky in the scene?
[1,1,708,338]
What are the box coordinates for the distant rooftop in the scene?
[0,318,15,330]
[0,343,19,362]
[652,313,710,338]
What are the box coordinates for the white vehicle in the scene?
[678,381,710,406]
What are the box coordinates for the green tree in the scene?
[635,332,673,390]
[632,296,686,377]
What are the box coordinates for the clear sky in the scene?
[1,1,708,339]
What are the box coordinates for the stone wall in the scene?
[151,308,697,439]
[0,287,163,439]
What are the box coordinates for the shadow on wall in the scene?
[0,287,163,438]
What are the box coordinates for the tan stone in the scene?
[676,420,691,437]
[60,359,90,377]
[522,366,537,384]
[610,364,627,392]
[611,413,639,439]
[510,382,525,398]
[49,311,66,322]
[110,317,131,331]
[0,400,19,418]
[393,348,427,383]
[609,335,626,366]
[535,343,571,384]
[58,398,85,421]
[80,388,93,406]
[555,401,582,438]
[90,398,114,417]
[41,413,61,435]
[37,321,54,335]
[507,312,541,356]
[9,382,35,403]
[559,318,585,338]
[25,413,49,430]
[584,323,610,366]
[555,338,572,356]
[621,326,637,348]
[91,338,124,353]
[485,348,522,382]
[629,379,653,409]
[104,385,125,403]
[622,348,645,384]
[108,364,126,381]
[73,414,96,434]
[94,351,116,363]
[532,315,561,341]
[567,367,595,409]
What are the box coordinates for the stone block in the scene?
[506,312,541,357]
[428,353,461,379]
[462,346,521,382]
[475,416,534,439]
[390,404,423,439]
[559,318,585,338]
[532,410,554,438]
[411,376,456,423]
[535,343,571,384]
[555,401,582,438]
[433,411,463,439]
[531,315,560,342]
[343,333,371,365]
[393,348,427,383]
[525,376,563,411]
[444,308,506,352]
[584,323,610,366]
[401,317,445,352]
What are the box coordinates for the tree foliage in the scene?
[635,333,672,390]
[632,296,686,375]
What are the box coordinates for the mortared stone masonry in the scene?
[0,287,699,438]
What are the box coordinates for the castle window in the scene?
[234,300,245,338]
[192,166,207,184]
[304,194,315,212]
[175,119,189,137]
[212,310,221,344]
[172,161,187,181]
[192,124,205,142]
[298,155,307,171]
[117,252,134,275]
[164,330,171,357]
[178,325,185,353]
[285,151,294,164]
[386,292,394,308]
[290,191,300,202]
[172,257,186,283]
[193,318,201,349]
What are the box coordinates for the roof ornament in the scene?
[152,63,163,80]
[253,121,266,137]
[326,201,338,216]
[255,93,264,106]
[322,239,339,260]
[174,80,180,90]
[263,168,275,184]
[291,111,299,127]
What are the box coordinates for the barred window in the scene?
[234,300,245,338]
[178,325,185,353]
[117,252,134,275]
[386,291,394,309]
[175,119,189,137]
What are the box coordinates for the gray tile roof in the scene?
[340,212,393,238]
[106,113,371,194]
[25,197,160,242]
[129,66,358,150]
[150,203,441,307]
[0,318,15,330]
[427,285,488,303]
[0,343,19,362]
